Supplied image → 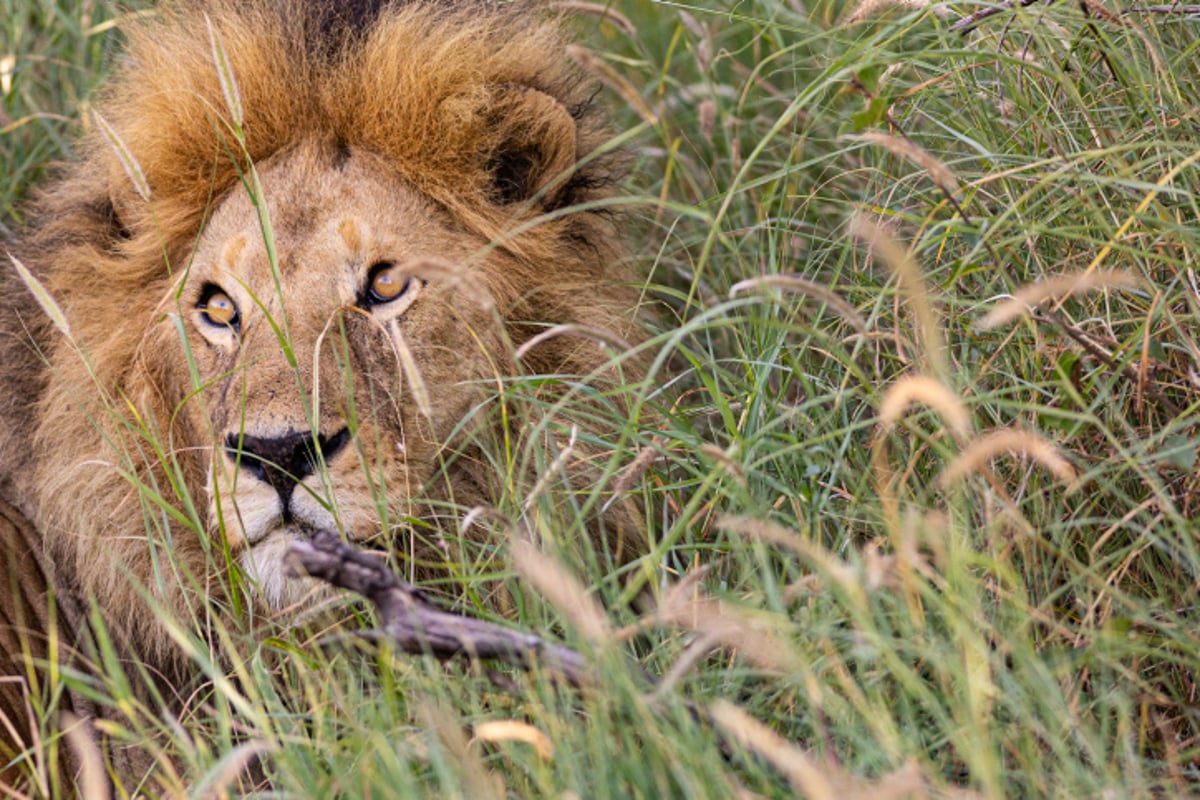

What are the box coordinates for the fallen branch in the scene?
[285,530,592,687]
[953,0,1200,32]
[950,0,1044,33]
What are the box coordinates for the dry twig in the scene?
[953,0,1200,33]
[286,529,591,686]
[951,0,1053,32]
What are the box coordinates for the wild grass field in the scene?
[4,0,1200,797]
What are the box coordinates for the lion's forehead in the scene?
[192,144,474,301]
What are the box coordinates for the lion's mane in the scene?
[0,0,642,766]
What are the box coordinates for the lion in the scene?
[0,0,646,790]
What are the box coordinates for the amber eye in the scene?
[364,261,413,306]
[197,284,240,330]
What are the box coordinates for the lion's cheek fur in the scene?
[29,334,219,672]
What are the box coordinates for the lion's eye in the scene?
[365,261,413,305]
[197,285,240,330]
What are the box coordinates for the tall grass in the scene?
[4,0,1200,796]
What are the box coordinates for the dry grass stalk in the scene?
[720,515,864,603]
[194,738,273,799]
[710,701,929,800]
[0,55,14,97]
[206,14,244,129]
[1136,290,1162,414]
[721,514,820,558]
[676,11,713,72]
[459,505,511,535]
[388,318,434,421]
[657,593,803,674]
[8,253,73,338]
[878,374,971,442]
[658,561,716,610]
[473,720,554,761]
[976,269,1142,330]
[566,44,658,125]
[549,1,636,36]
[654,524,806,672]
[522,425,578,512]
[861,539,931,592]
[61,713,107,800]
[722,514,927,613]
[698,99,717,144]
[846,131,959,196]
[405,256,495,310]
[91,111,151,202]
[700,444,748,486]
[415,700,504,800]
[513,323,632,362]
[938,428,1077,488]
[729,274,868,334]
[510,538,612,645]
[654,630,723,696]
[0,680,46,798]
[612,561,717,642]
[845,0,947,22]
[611,442,661,497]
[849,214,947,378]
[711,700,838,799]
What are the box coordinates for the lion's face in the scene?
[3,2,642,680]
[161,143,510,609]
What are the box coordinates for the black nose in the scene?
[225,428,350,508]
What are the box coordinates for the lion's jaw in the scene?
[175,142,506,611]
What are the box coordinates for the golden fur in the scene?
[0,0,643,787]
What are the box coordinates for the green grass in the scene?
[5,0,1200,796]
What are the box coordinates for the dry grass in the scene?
[977,269,1143,330]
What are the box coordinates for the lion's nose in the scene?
[224,428,350,508]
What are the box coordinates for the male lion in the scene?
[0,0,645,790]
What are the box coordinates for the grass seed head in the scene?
[939,428,1078,488]
[847,130,959,196]
[510,538,612,645]
[977,269,1142,330]
[878,375,971,442]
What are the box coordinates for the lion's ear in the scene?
[487,86,579,209]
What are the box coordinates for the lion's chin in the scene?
[239,527,320,613]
